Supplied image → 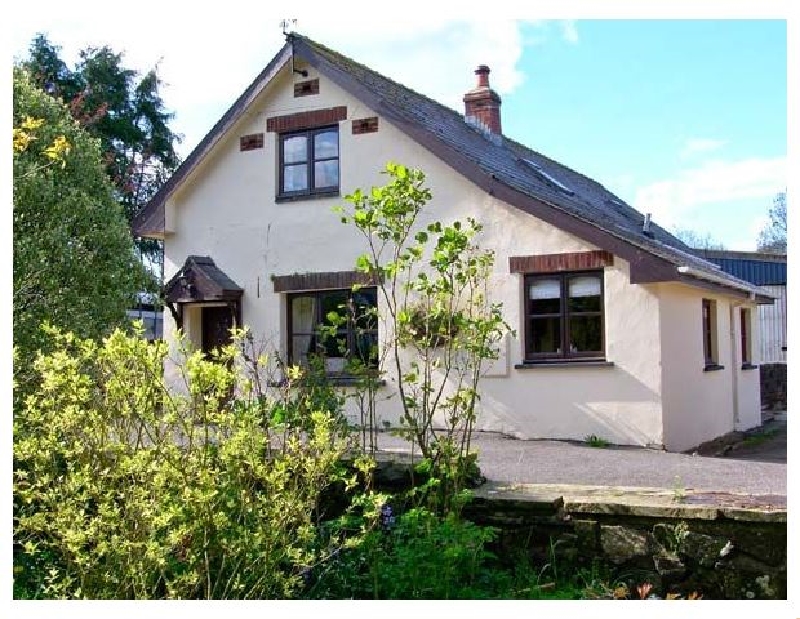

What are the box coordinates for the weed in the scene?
[672,476,687,503]
[584,434,610,448]
[653,521,689,553]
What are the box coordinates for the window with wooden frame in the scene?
[288,287,377,374]
[279,125,339,198]
[524,271,604,362]
[701,298,721,369]
[740,307,754,368]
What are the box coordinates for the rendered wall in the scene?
[163,59,667,446]
[658,284,761,451]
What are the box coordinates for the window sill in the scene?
[269,376,386,388]
[328,376,387,388]
[515,360,614,370]
[276,189,340,203]
[741,363,759,371]
[703,364,725,372]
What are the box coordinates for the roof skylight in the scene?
[522,159,574,195]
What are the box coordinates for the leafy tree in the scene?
[13,68,146,386]
[337,163,510,513]
[671,227,726,251]
[757,190,787,254]
[22,34,181,264]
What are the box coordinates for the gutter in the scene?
[677,266,774,304]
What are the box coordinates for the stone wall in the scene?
[464,486,786,600]
[760,363,787,410]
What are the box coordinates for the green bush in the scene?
[13,327,355,599]
[308,506,499,599]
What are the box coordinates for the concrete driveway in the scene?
[375,420,787,497]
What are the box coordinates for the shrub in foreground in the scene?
[13,327,357,599]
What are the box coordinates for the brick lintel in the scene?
[266,106,347,133]
[272,270,381,293]
[509,250,614,273]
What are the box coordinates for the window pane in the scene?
[314,160,339,189]
[528,279,561,314]
[529,317,561,354]
[319,290,348,324]
[314,130,338,159]
[283,164,308,192]
[283,135,307,163]
[320,328,348,358]
[292,335,314,366]
[354,331,379,367]
[741,309,749,362]
[568,275,602,312]
[568,315,602,353]
[353,288,378,330]
[291,296,316,333]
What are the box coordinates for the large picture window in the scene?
[288,287,378,374]
[524,271,604,362]
[279,126,339,198]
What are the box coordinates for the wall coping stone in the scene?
[472,482,785,522]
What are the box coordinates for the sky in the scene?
[7,5,789,252]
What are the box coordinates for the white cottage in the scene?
[133,34,770,452]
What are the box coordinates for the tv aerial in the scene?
[281,19,298,37]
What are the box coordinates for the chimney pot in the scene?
[475,64,491,88]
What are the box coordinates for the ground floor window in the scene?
[740,307,752,366]
[524,271,604,362]
[702,298,719,368]
[288,287,378,373]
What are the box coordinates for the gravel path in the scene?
[374,431,787,497]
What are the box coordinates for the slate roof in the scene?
[164,255,243,303]
[133,33,768,301]
[294,34,765,299]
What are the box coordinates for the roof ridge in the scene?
[294,33,506,143]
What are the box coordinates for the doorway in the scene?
[201,305,235,357]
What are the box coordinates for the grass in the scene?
[739,428,779,448]
[584,434,610,448]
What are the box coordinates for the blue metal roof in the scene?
[704,257,786,286]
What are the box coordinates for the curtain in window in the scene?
[568,276,601,298]
[291,296,316,365]
[529,279,560,300]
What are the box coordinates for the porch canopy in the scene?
[163,255,243,330]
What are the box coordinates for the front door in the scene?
[201,305,235,357]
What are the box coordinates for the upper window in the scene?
[279,126,339,198]
[702,298,719,367]
[524,271,604,362]
[288,287,378,374]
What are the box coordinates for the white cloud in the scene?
[633,157,786,229]
[11,10,563,158]
[680,138,726,159]
[560,20,580,44]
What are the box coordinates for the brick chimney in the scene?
[463,65,502,134]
